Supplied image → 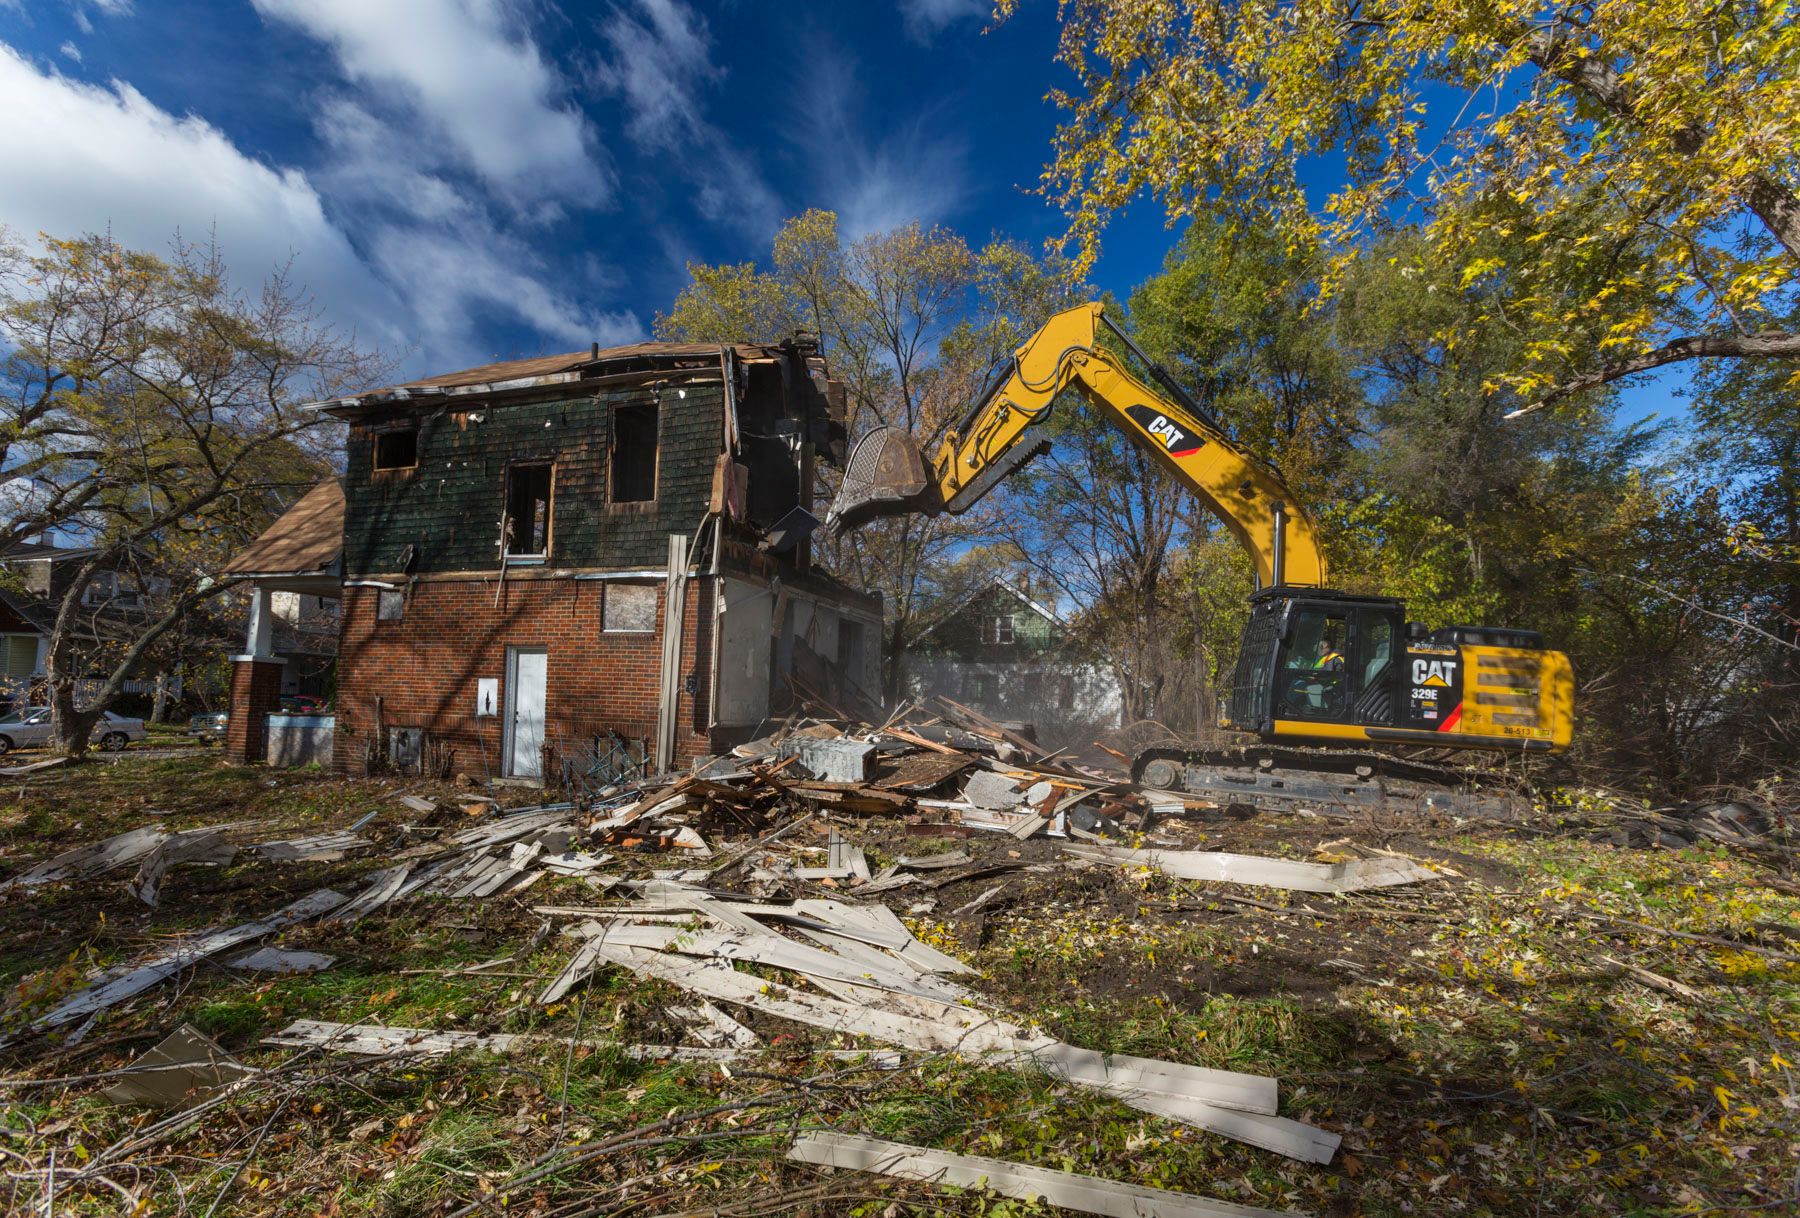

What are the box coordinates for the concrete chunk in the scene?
[796,737,877,783]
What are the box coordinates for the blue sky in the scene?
[0,0,1688,425]
[0,0,1192,380]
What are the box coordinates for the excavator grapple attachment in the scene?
[826,425,941,535]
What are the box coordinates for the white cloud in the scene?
[0,43,407,351]
[591,0,781,237]
[312,96,640,356]
[251,0,607,210]
[897,0,988,41]
[794,57,966,239]
[57,41,80,62]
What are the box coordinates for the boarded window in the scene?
[604,583,658,633]
[4,636,37,679]
[965,672,997,703]
[505,464,553,557]
[377,589,405,621]
[611,403,658,502]
[374,428,418,470]
[1056,675,1076,710]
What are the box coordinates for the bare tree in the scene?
[0,230,387,755]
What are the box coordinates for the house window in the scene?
[4,636,37,679]
[965,672,997,704]
[611,403,658,502]
[981,613,1015,646]
[81,571,140,609]
[374,427,418,471]
[372,424,417,467]
[504,464,553,557]
[377,589,405,621]
[604,583,658,633]
[1056,675,1076,711]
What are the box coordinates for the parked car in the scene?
[0,708,148,754]
[188,710,229,744]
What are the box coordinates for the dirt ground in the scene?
[0,753,1796,1216]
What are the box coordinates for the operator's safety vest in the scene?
[1315,650,1343,669]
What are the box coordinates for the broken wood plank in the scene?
[582,941,1026,1054]
[0,825,168,891]
[267,1019,901,1065]
[1065,844,1440,893]
[670,1001,759,1049]
[786,1131,1296,1218]
[129,828,237,906]
[25,888,345,1034]
[248,831,371,863]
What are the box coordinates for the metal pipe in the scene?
[1271,502,1287,588]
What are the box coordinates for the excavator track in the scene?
[1130,745,1529,819]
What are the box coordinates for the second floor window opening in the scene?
[505,464,553,558]
[611,402,658,503]
[373,426,418,470]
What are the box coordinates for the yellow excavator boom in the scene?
[830,302,1327,589]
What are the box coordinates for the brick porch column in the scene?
[225,583,284,764]
[225,656,285,763]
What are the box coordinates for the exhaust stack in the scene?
[826,426,942,535]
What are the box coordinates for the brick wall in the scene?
[333,572,716,778]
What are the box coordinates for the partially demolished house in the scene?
[292,340,879,781]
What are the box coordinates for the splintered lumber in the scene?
[1065,843,1440,893]
[129,828,238,906]
[266,1019,900,1065]
[581,941,1026,1054]
[24,888,345,1035]
[266,1019,525,1057]
[670,1001,759,1049]
[0,825,169,891]
[787,1132,1299,1218]
[249,831,370,863]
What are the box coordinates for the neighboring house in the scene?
[898,579,1123,753]
[0,542,174,707]
[223,339,881,780]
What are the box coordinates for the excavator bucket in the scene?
[826,425,942,535]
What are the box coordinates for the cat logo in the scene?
[1125,403,1203,457]
[1412,658,1457,688]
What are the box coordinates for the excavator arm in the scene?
[829,302,1327,589]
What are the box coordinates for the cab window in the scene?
[1279,609,1348,719]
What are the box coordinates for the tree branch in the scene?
[1506,329,1800,418]
[1525,28,1800,262]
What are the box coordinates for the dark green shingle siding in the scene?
[343,383,723,577]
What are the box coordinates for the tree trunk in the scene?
[151,670,172,723]
[46,659,103,758]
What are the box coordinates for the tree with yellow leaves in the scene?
[1006,0,1800,413]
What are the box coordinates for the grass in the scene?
[0,755,1794,1215]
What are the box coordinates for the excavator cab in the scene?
[1225,590,1404,735]
[1226,588,1574,754]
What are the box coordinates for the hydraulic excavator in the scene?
[827,302,1574,813]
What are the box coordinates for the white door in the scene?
[504,647,547,779]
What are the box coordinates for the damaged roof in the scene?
[312,340,800,412]
[220,479,345,578]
